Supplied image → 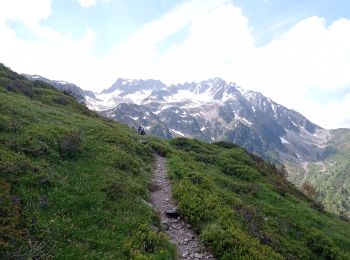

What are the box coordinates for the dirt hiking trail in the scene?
[150,155,215,260]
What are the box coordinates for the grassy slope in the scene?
[1,64,350,259]
[145,137,350,259]
[287,129,350,219]
[0,64,176,259]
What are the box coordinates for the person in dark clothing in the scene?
[138,126,146,135]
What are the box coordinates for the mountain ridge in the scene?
[85,76,326,163]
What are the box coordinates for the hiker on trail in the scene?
[138,126,146,135]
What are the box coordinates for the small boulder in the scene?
[165,208,180,218]
[161,220,169,230]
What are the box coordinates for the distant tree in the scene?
[301,181,317,199]
[277,164,288,178]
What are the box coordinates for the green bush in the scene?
[122,224,176,259]
[0,180,24,258]
[236,204,265,238]
[112,150,141,174]
[170,137,210,154]
[20,139,50,157]
[0,150,34,176]
[0,115,22,133]
[193,153,217,164]
[52,96,69,106]
[219,158,258,180]
[57,131,82,157]
[146,140,170,157]
[306,228,341,259]
[213,141,239,149]
[202,223,282,259]
[215,175,258,195]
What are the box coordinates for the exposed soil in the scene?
[150,155,215,260]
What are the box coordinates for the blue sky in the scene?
[0,0,350,128]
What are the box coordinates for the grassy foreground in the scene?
[1,63,350,259]
[0,64,176,259]
[145,137,350,259]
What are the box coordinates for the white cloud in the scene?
[242,16,350,128]
[0,0,350,128]
[106,3,350,129]
[0,0,52,28]
[0,0,102,89]
[77,0,109,8]
[152,4,255,83]
[102,0,231,82]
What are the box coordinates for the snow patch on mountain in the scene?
[170,129,185,137]
[79,77,327,163]
[235,115,253,126]
[280,137,290,144]
[129,116,139,120]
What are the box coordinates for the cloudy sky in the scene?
[1,0,350,129]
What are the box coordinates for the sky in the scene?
[0,0,350,129]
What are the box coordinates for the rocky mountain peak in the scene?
[100,78,167,95]
[24,73,327,164]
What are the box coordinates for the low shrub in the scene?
[146,140,170,157]
[201,223,282,259]
[271,177,290,197]
[213,141,238,149]
[52,96,68,106]
[0,115,22,133]
[193,153,217,164]
[173,182,218,228]
[219,158,258,181]
[1,76,37,98]
[215,176,258,195]
[170,138,209,154]
[113,150,141,174]
[0,180,24,259]
[0,151,34,176]
[236,204,265,238]
[20,139,50,157]
[311,201,325,213]
[122,224,176,259]
[57,131,82,157]
[306,228,340,259]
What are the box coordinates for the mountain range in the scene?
[24,74,350,218]
[3,64,350,258]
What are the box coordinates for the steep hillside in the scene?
[23,74,95,104]
[0,64,176,259]
[288,129,350,218]
[3,65,350,259]
[145,137,350,259]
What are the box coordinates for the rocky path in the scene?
[150,155,215,260]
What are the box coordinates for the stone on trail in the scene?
[166,208,180,218]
